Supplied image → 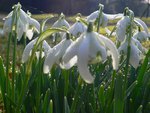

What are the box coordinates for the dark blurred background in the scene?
[0,0,149,17]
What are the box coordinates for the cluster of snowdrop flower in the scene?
[3,3,40,41]
[4,3,149,84]
[116,8,149,68]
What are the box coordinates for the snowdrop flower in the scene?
[43,33,74,73]
[133,29,149,42]
[52,13,70,28]
[3,3,40,41]
[22,38,51,63]
[132,37,147,53]
[86,4,123,27]
[118,39,142,69]
[62,23,119,84]
[52,13,70,42]
[116,16,130,42]
[68,20,87,38]
[116,8,149,42]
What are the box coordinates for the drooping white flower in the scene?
[87,9,123,27]
[116,16,130,42]
[116,8,149,42]
[51,13,70,42]
[43,33,75,73]
[133,31,148,42]
[68,20,87,37]
[3,3,40,41]
[52,13,70,28]
[22,38,51,63]
[118,39,142,69]
[62,23,119,84]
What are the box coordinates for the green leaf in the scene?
[114,74,124,113]
[49,99,53,113]
[98,85,105,110]
[41,15,54,32]
[125,80,137,100]
[136,105,143,113]
[64,96,70,113]
[137,50,150,88]
[53,80,60,113]
[42,88,50,113]
[0,56,6,98]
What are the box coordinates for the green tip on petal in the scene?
[124,7,129,16]
[138,26,141,32]
[87,22,93,32]
[99,3,104,10]
[66,33,71,40]
[76,13,82,17]
[129,10,134,19]
[60,13,65,19]
[27,10,32,17]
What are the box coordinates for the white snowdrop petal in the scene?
[22,39,36,63]
[129,44,140,68]
[98,34,119,70]
[43,40,51,56]
[87,10,99,22]
[43,49,59,73]
[105,13,123,20]
[89,32,107,62]
[29,17,40,32]
[69,21,86,37]
[63,35,83,63]
[118,41,128,53]
[131,38,144,52]
[101,13,109,27]
[20,9,29,24]
[133,31,148,42]
[17,19,24,41]
[26,29,34,40]
[134,18,149,34]
[116,16,130,42]
[60,56,77,69]
[77,37,94,84]
[52,19,70,28]
[3,17,12,34]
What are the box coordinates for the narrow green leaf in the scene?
[53,80,60,113]
[98,85,105,112]
[41,15,54,32]
[42,88,50,113]
[125,80,137,100]
[114,74,124,113]
[136,105,143,113]
[49,99,53,113]
[137,50,150,87]
[64,96,70,113]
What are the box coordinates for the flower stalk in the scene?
[97,4,103,32]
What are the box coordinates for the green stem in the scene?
[12,32,17,103]
[6,32,11,93]
[70,78,82,113]
[97,5,103,32]
[5,32,12,113]
[23,33,26,77]
[124,15,133,113]
[36,43,43,113]
[64,70,69,96]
